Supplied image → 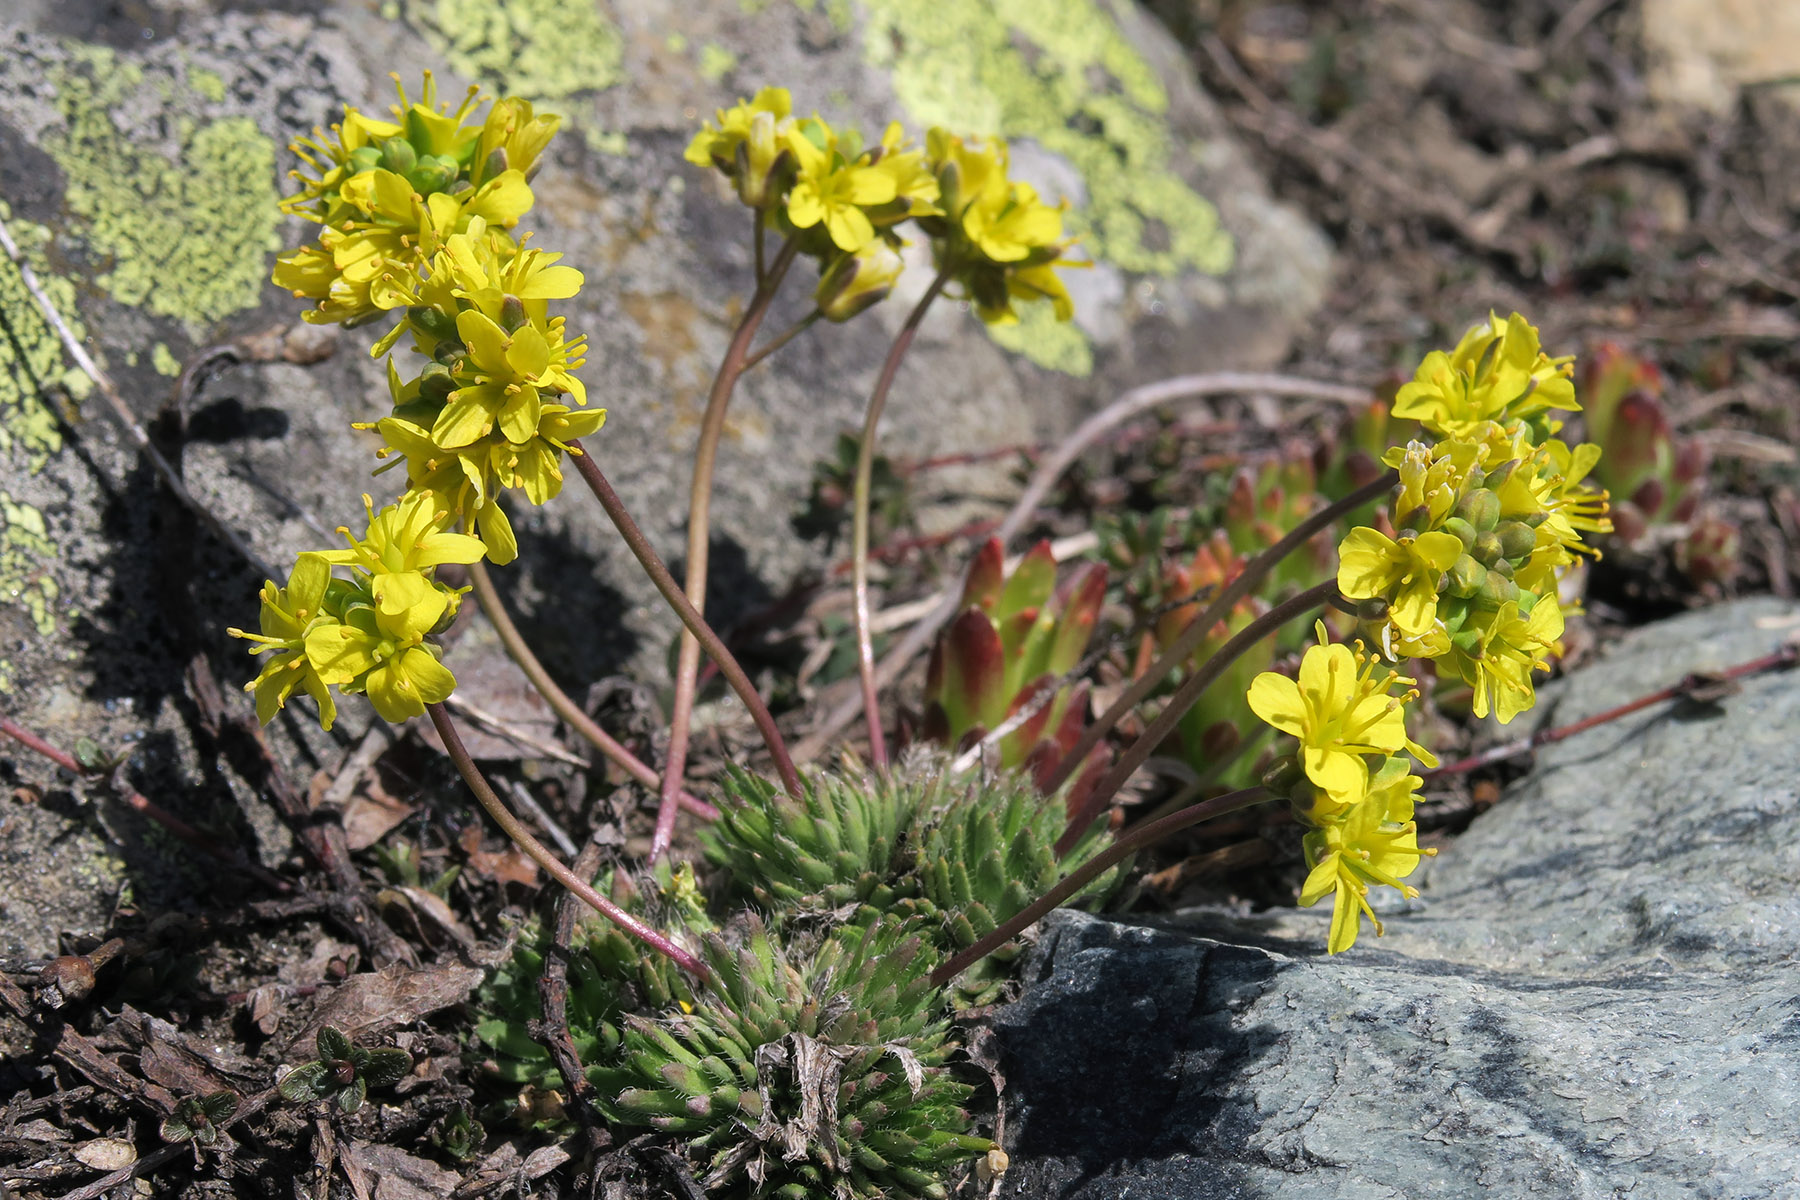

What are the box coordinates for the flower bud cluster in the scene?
[685,87,1080,326]
[229,493,483,727]
[1248,628,1438,953]
[1337,313,1612,724]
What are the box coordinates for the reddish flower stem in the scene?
[850,271,951,771]
[1056,580,1338,856]
[567,441,801,801]
[662,237,801,860]
[466,561,718,819]
[427,703,708,978]
[1042,473,1393,796]
[0,717,292,894]
[930,784,1272,988]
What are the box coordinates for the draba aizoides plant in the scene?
[235,64,1607,1198]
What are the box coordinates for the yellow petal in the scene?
[1246,672,1306,735]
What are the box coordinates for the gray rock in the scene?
[0,1,1329,957]
[998,597,1800,1200]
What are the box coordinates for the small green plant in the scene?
[159,1091,239,1148]
[429,1103,486,1163]
[277,1026,412,1114]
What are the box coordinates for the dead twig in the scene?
[534,838,613,1183]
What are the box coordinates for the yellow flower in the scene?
[922,128,1080,325]
[867,121,941,223]
[784,118,897,252]
[229,553,338,729]
[1451,594,1565,724]
[434,308,580,447]
[1336,527,1464,636]
[1394,312,1579,440]
[1248,631,1434,803]
[304,595,457,723]
[319,492,486,628]
[472,97,560,187]
[684,86,792,171]
[1298,756,1434,953]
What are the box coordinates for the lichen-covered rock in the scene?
[0,1,1327,955]
[997,597,1800,1199]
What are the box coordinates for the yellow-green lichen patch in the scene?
[0,208,81,470]
[189,67,227,103]
[699,43,738,84]
[151,343,181,377]
[408,0,626,103]
[0,492,59,643]
[41,48,279,330]
[986,302,1094,376]
[858,0,1234,280]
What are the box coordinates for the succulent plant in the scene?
[474,870,702,1108]
[909,770,1123,1005]
[702,765,922,913]
[921,538,1110,799]
[1581,342,1737,583]
[600,915,991,1200]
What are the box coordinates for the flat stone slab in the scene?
[999,597,1800,1200]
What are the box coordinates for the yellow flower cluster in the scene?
[229,493,484,726]
[684,88,1079,325]
[1247,315,1609,952]
[1337,313,1610,723]
[242,73,601,728]
[1248,628,1438,953]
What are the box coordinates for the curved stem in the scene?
[1041,472,1394,795]
[465,561,719,820]
[792,372,1378,764]
[851,272,950,771]
[427,703,708,978]
[1066,580,1338,845]
[662,237,802,860]
[742,310,822,372]
[929,784,1272,988]
[568,441,801,801]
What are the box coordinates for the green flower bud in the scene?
[1472,530,1504,566]
[1396,505,1432,533]
[1262,755,1305,793]
[1489,555,1514,579]
[1356,596,1391,621]
[1455,487,1501,532]
[816,243,903,322]
[407,155,457,196]
[483,147,509,183]
[1447,553,1486,598]
[408,305,458,341]
[379,136,417,176]
[499,294,528,333]
[1439,595,1471,633]
[349,145,383,174]
[733,109,792,209]
[1474,569,1519,609]
[1484,459,1520,491]
[431,338,466,366]
[1440,516,1477,549]
[1497,520,1536,560]
[417,362,455,402]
